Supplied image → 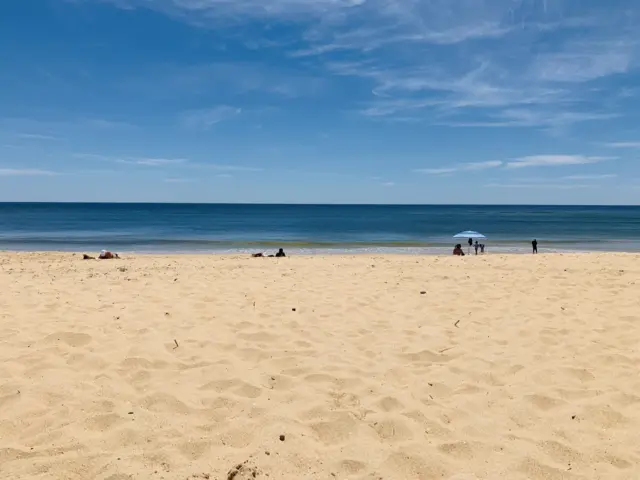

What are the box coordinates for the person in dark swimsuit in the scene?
[532,239,538,254]
[453,244,465,256]
[275,248,286,258]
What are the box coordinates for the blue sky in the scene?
[1,0,639,204]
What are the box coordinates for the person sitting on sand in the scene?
[98,250,119,259]
[453,244,465,256]
[251,253,264,258]
[275,248,286,258]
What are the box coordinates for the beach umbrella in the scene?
[453,230,486,239]
[454,231,486,253]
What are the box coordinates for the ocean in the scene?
[0,203,639,254]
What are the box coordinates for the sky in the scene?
[1,0,640,204]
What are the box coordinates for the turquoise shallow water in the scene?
[0,203,639,254]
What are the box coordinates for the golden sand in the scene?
[1,252,639,479]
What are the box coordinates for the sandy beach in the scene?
[1,252,639,480]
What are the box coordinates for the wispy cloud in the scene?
[564,173,618,180]
[103,0,364,22]
[75,152,262,172]
[75,153,187,167]
[0,168,57,176]
[418,155,617,176]
[603,142,640,148]
[530,42,633,83]
[338,58,622,128]
[180,106,241,129]
[436,110,619,129]
[485,183,593,190]
[415,160,502,175]
[95,0,639,131]
[381,181,396,187]
[505,155,614,169]
[110,0,599,50]
[123,158,188,166]
[293,22,513,58]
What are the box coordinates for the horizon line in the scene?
[1,202,639,207]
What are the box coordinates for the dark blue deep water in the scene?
[1,203,639,254]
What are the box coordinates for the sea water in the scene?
[1,203,639,254]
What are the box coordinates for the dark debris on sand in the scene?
[227,460,260,480]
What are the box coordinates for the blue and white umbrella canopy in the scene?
[453,230,486,239]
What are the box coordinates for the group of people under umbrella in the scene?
[452,231,539,256]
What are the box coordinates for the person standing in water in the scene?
[532,239,538,254]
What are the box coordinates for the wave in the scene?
[0,236,631,246]
[1,236,639,253]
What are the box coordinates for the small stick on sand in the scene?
[173,339,179,349]
[438,347,454,354]
[454,320,460,328]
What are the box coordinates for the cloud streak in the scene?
[75,153,187,166]
[505,155,614,169]
[415,160,502,175]
[70,0,640,139]
[0,168,57,176]
[75,152,262,172]
[16,133,59,141]
[485,183,593,189]
[122,158,188,166]
[604,142,640,148]
[564,173,617,180]
[530,40,633,83]
[417,155,617,176]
